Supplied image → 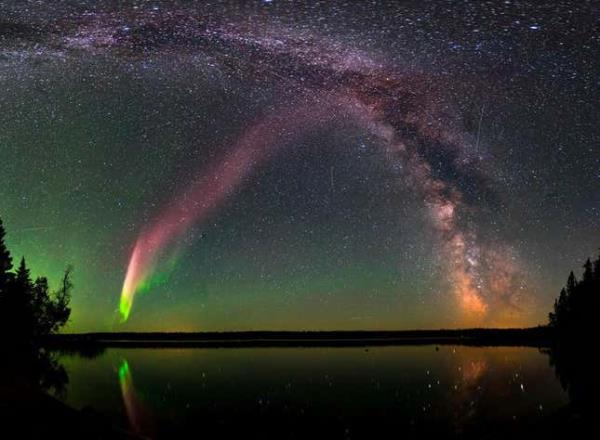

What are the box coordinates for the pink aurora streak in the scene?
[119,100,340,320]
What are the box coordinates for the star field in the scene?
[0,1,598,331]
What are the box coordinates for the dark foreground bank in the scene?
[46,327,552,348]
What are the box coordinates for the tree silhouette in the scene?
[547,250,600,419]
[0,217,14,298]
[548,252,600,336]
[0,216,72,346]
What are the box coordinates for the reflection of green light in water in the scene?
[118,359,130,381]
[118,358,143,433]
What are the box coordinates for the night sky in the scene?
[0,1,598,332]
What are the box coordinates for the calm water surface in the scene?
[58,346,567,438]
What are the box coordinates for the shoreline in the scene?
[47,327,553,348]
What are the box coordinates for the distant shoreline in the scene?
[47,327,553,348]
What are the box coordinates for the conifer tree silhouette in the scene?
[0,216,72,346]
[548,249,600,418]
[549,252,600,335]
[0,217,14,298]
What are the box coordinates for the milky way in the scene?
[49,11,528,322]
[1,1,598,330]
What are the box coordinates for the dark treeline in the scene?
[546,251,600,426]
[49,327,552,348]
[0,217,114,439]
[0,215,74,400]
[548,253,600,335]
[0,216,72,346]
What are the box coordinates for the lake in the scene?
[57,345,568,438]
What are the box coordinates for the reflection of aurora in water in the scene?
[55,346,569,438]
[118,359,152,437]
